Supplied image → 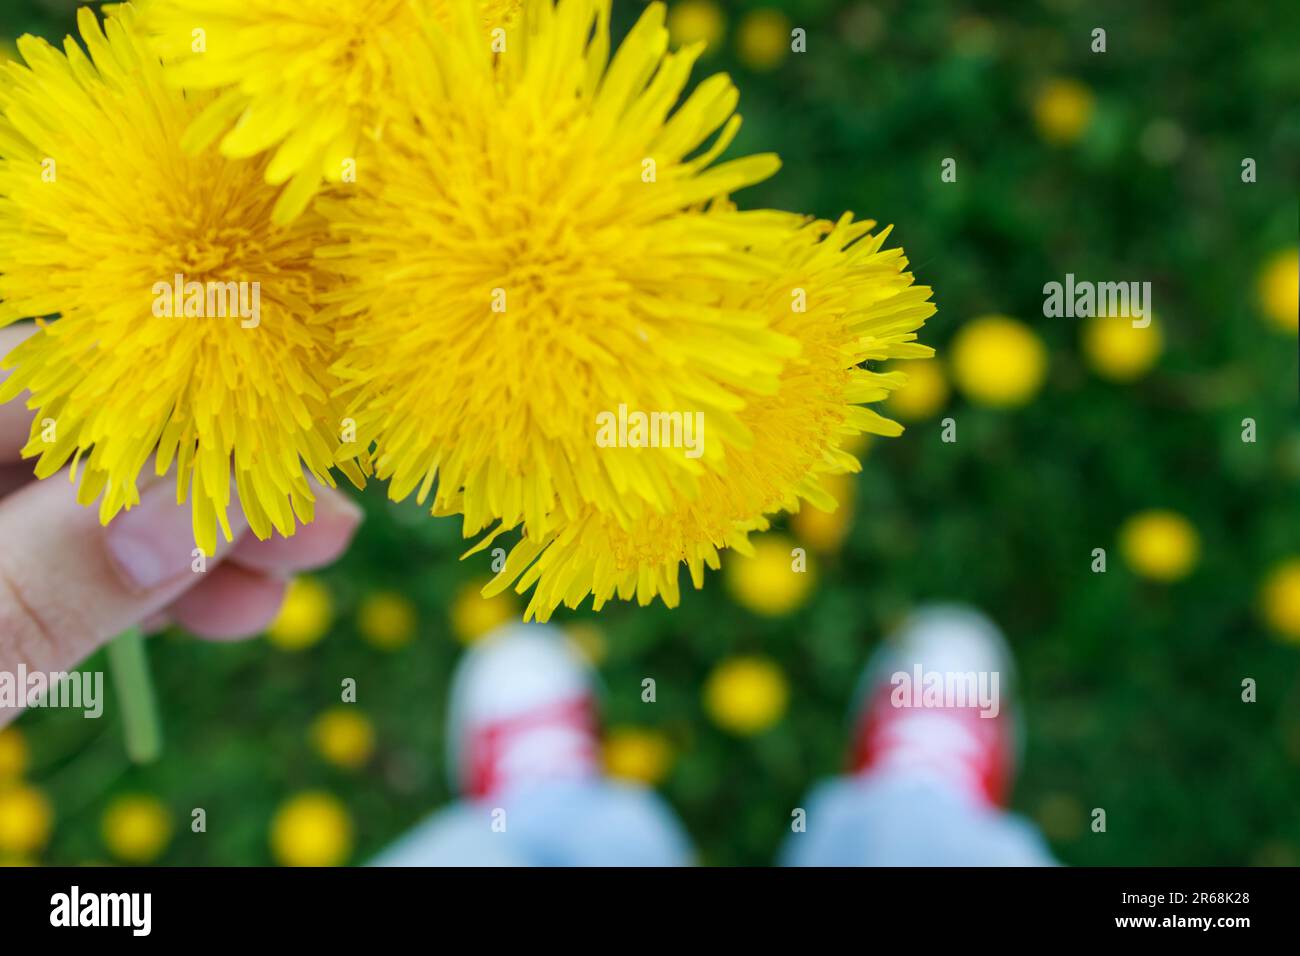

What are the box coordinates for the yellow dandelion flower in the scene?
[357,591,418,650]
[269,792,352,867]
[838,430,874,460]
[1258,247,1298,334]
[564,621,609,664]
[725,532,815,616]
[667,0,725,52]
[450,578,516,643]
[1260,558,1300,643]
[704,656,788,735]
[1036,793,1085,842]
[1119,509,1199,582]
[0,728,27,780]
[0,783,52,856]
[266,577,333,650]
[1033,78,1094,146]
[791,470,855,553]
[317,0,798,544]
[141,0,523,224]
[311,708,376,770]
[481,216,933,620]
[0,6,362,556]
[604,727,673,785]
[101,795,172,864]
[736,9,792,72]
[950,16,996,57]
[886,358,949,421]
[1082,313,1163,381]
[952,315,1047,408]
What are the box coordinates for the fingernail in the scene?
[313,484,364,528]
[105,479,248,591]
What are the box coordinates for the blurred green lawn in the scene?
[2,0,1299,866]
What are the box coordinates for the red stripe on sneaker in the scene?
[467,694,598,799]
[851,688,1012,807]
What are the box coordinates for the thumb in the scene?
[0,472,247,681]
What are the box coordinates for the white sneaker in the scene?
[849,605,1020,807]
[446,624,600,800]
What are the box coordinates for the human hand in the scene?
[0,323,364,726]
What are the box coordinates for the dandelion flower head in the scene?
[318,0,801,542]
[0,5,360,555]
[482,213,935,620]
[141,0,525,223]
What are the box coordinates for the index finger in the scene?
[0,323,38,463]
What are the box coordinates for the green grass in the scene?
[5,0,1300,866]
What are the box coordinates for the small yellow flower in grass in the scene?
[736,9,792,71]
[791,471,856,553]
[142,0,523,224]
[357,592,417,650]
[604,727,673,785]
[0,784,52,856]
[1257,247,1298,334]
[270,792,352,867]
[952,315,1047,408]
[1251,841,1298,867]
[950,16,996,57]
[886,359,949,421]
[102,795,172,864]
[318,0,801,544]
[564,622,608,665]
[839,431,874,460]
[1033,78,1095,145]
[1036,793,1084,842]
[450,579,517,644]
[1082,313,1163,381]
[0,6,364,557]
[266,577,333,650]
[667,0,726,52]
[725,534,815,617]
[0,728,27,780]
[704,656,789,735]
[1119,510,1199,582]
[483,215,933,620]
[1260,558,1300,643]
[311,708,376,770]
